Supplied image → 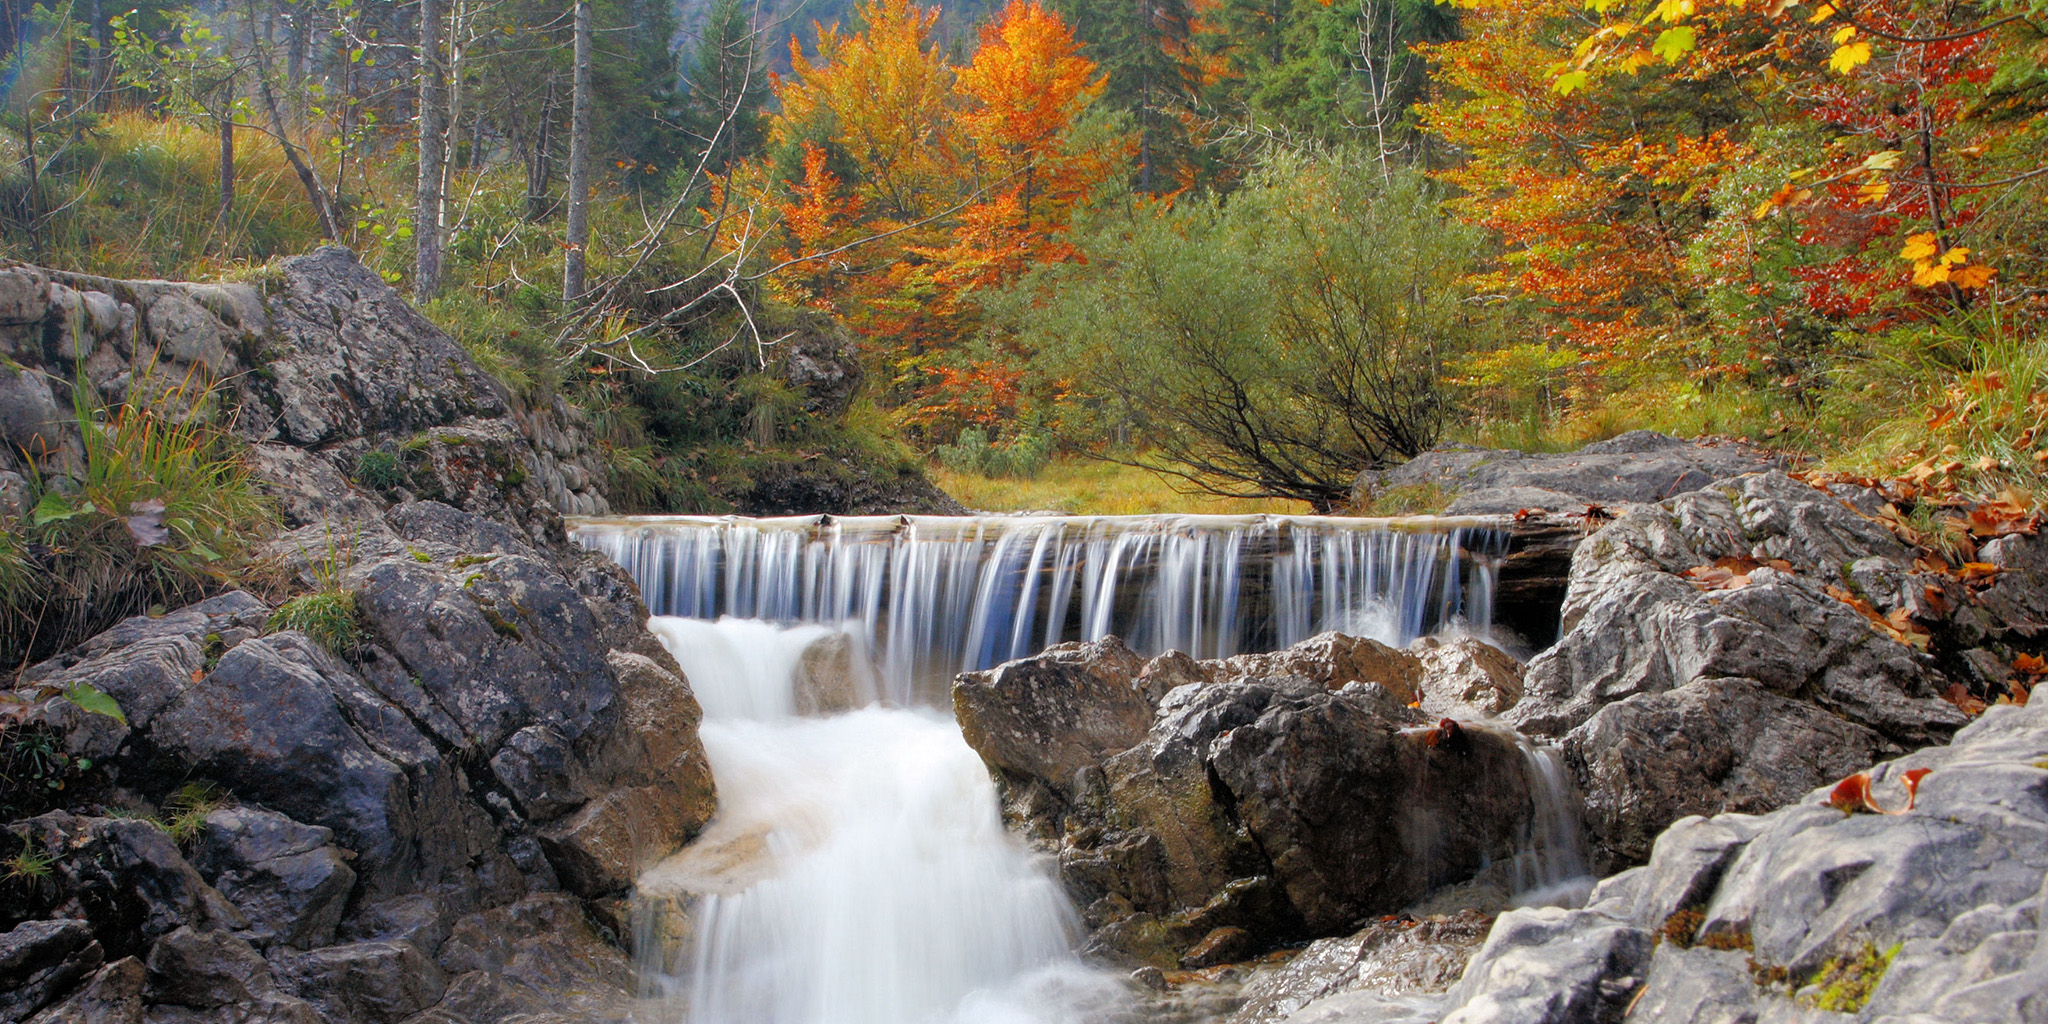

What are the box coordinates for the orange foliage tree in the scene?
[738,0,1125,439]
[1421,0,2046,407]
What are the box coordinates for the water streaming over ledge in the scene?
[573,513,1509,702]
[583,513,1577,1024]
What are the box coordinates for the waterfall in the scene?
[634,616,1125,1024]
[575,514,1506,703]
[596,513,1570,1024]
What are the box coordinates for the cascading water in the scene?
[588,513,1583,1024]
[575,513,1505,702]
[633,616,1122,1024]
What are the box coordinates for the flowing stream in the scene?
[576,513,1556,1024]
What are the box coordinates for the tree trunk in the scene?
[562,0,593,301]
[526,80,555,221]
[416,0,447,296]
[255,73,340,239]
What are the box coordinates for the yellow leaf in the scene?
[1941,246,1970,266]
[1952,264,1997,289]
[1829,40,1872,73]
[1831,24,1856,44]
[1900,232,1940,262]
[1856,180,1889,205]
[1808,2,1835,22]
[1860,150,1903,171]
[1651,25,1697,61]
[1554,70,1592,95]
[1914,261,1953,287]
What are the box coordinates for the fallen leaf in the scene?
[125,499,169,547]
[1941,683,1990,715]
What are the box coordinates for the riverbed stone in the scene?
[1508,473,1973,869]
[23,957,143,1024]
[955,636,1152,799]
[0,920,103,1024]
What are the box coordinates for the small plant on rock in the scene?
[1806,941,1901,1013]
[267,588,365,658]
[161,781,223,845]
[3,836,53,892]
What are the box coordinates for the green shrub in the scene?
[936,427,1054,480]
[267,589,365,658]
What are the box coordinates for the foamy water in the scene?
[636,617,1123,1024]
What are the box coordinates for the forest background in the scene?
[0,0,2043,516]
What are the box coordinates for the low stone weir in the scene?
[571,513,1512,703]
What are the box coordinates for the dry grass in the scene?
[931,458,1310,515]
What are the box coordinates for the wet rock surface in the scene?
[957,633,1577,967]
[4,251,715,1024]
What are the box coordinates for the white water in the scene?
[603,515,1584,1024]
[575,514,1506,703]
[638,617,1124,1024]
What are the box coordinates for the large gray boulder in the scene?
[1432,698,2048,1024]
[1361,432,1780,515]
[955,633,1580,967]
[0,920,103,1024]
[1511,472,1973,869]
[190,808,357,951]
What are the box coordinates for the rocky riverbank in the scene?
[3,249,716,1023]
[955,461,2046,1023]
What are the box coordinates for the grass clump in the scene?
[936,427,1054,480]
[1351,482,1451,517]
[3,375,276,670]
[2,836,53,892]
[161,781,224,845]
[266,589,365,658]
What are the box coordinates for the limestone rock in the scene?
[241,247,509,449]
[1363,432,1779,515]
[0,920,103,1024]
[958,632,1577,964]
[190,808,356,951]
[1229,912,1492,1024]
[1212,632,1425,705]
[1410,636,1524,718]
[5,815,244,960]
[1510,473,1970,869]
[1433,699,2048,1024]
[954,636,1152,798]
[269,941,446,1024]
[431,895,634,1022]
[23,957,143,1024]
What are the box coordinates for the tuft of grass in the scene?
[931,457,1309,515]
[353,449,407,491]
[267,589,365,658]
[3,837,53,889]
[3,371,277,668]
[1820,309,2047,500]
[161,782,223,845]
[1805,941,1901,1013]
[1351,482,1451,517]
